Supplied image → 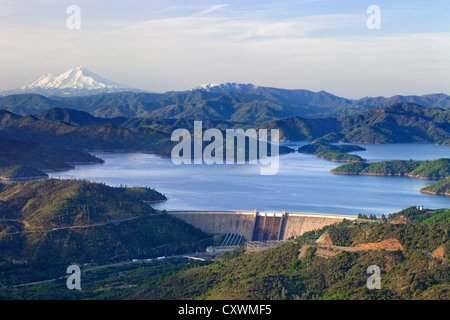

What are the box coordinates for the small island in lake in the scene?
[298,142,367,162]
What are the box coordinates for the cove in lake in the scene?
[48,142,450,217]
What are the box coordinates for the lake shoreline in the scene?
[419,189,450,196]
[47,143,450,216]
[330,171,447,180]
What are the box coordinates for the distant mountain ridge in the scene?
[1,90,449,122]
[1,70,449,120]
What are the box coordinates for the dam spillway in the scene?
[167,210,357,241]
[252,212,284,241]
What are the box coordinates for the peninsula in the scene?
[420,178,450,196]
[331,158,450,196]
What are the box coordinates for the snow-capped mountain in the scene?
[194,82,260,93]
[2,67,142,97]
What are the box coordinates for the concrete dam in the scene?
[168,210,357,241]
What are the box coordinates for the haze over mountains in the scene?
[1,67,449,121]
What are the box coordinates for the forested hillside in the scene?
[1,89,449,120]
[262,103,450,144]
[2,207,446,300]
[0,179,211,287]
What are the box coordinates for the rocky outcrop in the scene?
[315,230,334,246]
[355,239,403,251]
[431,246,446,259]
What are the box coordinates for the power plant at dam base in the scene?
[167,210,358,242]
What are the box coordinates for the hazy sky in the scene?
[0,0,449,98]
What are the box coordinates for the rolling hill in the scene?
[331,158,450,179]
[0,179,210,271]
[420,178,450,196]
[36,108,128,127]
[0,109,174,155]
[261,103,450,144]
[298,142,367,162]
[331,158,450,196]
[0,135,104,179]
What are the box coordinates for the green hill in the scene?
[36,108,128,127]
[338,104,450,144]
[0,165,47,180]
[298,142,365,154]
[0,110,176,156]
[331,158,450,179]
[0,179,166,227]
[316,151,365,162]
[409,158,450,179]
[298,142,366,162]
[261,103,450,145]
[0,136,104,180]
[258,116,342,141]
[331,158,450,196]
[387,206,450,224]
[0,179,211,281]
[421,178,450,196]
[0,94,67,115]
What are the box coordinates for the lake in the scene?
[48,142,450,217]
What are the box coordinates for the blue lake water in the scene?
[48,142,450,217]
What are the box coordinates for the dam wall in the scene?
[168,211,256,241]
[280,213,356,240]
[168,210,357,241]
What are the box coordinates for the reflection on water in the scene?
[48,142,450,216]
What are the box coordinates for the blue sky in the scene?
[0,0,449,98]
